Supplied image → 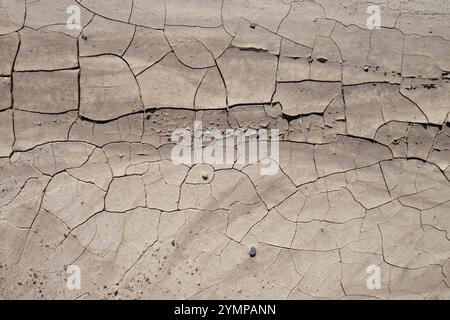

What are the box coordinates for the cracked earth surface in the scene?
[1,0,450,300]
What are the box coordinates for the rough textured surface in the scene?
[1,0,450,301]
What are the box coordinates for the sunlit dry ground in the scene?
[1,0,450,299]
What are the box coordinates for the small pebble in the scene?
[249,246,257,258]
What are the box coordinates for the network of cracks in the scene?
[1,0,450,299]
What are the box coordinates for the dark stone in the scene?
[249,246,257,258]
[422,84,437,90]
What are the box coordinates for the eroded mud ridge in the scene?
[1,0,450,300]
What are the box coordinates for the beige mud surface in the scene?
[1,0,450,299]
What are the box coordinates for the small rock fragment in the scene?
[249,246,257,258]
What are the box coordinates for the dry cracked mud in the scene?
[1,0,450,300]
